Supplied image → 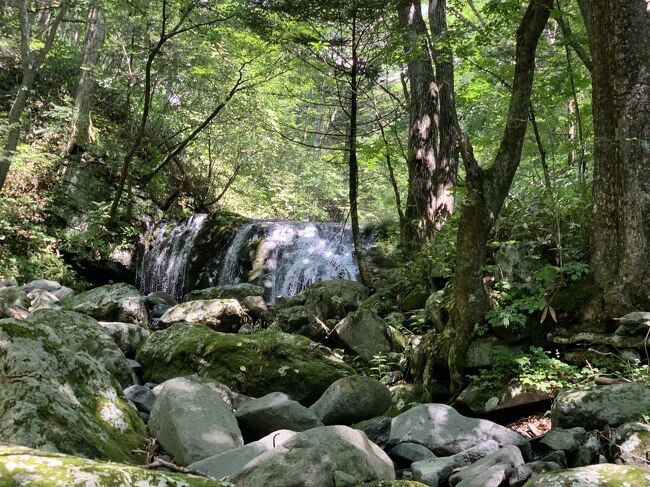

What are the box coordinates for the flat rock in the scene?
[235,392,323,442]
[232,425,395,487]
[523,463,650,486]
[309,375,392,425]
[614,312,650,336]
[149,376,243,465]
[551,383,650,430]
[388,404,531,458]
[184,284,265,302]
[159,299,252,332]
[23,279,62,293]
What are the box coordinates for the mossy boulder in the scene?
[523,464,650,486]
[0,318,146,463]
[27,309,134,387]
[0,445,232,486]
[136,323,355,405]
[68,283,149,325]
[183,284,265,302]
[158,299,252,333]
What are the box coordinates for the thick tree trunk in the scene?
[589,0,650,322]
[441,0,553,394]
[64,4,107,156]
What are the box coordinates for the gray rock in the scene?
[148,291,178,306]
[235,392,323,442]
[240,295,267,318]
[465,336,507,368]
[411,440,500,486]
[614,312,650,336]
[98,321,151,356]
[389,404,531,459]
[425,290,446,332]
[23,279,61,293]
[151,303,170,319]
[27,289,60,312]
[28,309,134,387]
[388,442,436,468]
[539,427,587,452]
[524,463,650,486]
[183,284,265,303]
[309,375,391,425]
[540,450,567,468]
[509,464,533,487]
[232,425,395,487]
[356,416,392,449]
[158,299,251,332]
[526,460,563,474]
[124,385,156,413]
[151,375,236,409]
[575,435,600,467]
[456,381,551,415]
[69,283,149,325]
[128,359,143,379]
[333,308,395,361]
[149,376,243,465]
[613,422,650,466]
[448,445,525,487]
[0,286,29,318]
[551,383,650,430]
[52,286,74,301]
[189,430,296,479]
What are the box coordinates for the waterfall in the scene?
[137,213,207,298]
[137,216,372,303]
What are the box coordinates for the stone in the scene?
[509,464,533,487]
[387,384,427,416]
[28,309,134,387]
[424,291,446,332]
[333,308,396,361]
[0,445,231,486]
[232,425,395,487]
[149,376,244,465]
[551,383,650,430]
[98,321,151,356]
[128,359,143,379]
[52,286,74,301]
[523,463,650,486]
[388,443,436,468]
[309,375,392,425]
[136,323,354,405]
[411,440,500,486]
[547,330,650,350]
[540,450,568,468]
[68,283,149,325]
[0,318,146,463]
[539,427,587,453]
[158,298,252,332]
[612,422,650,466]
[151,303,170,319]
[360,483,429,487]
[184,283,265,302]
[356,416,392,449]
[494,242,538,285]
[189,430,297,480]
[263,280,368,339]
[148,291,178,306]
[575,435,600,467]
[124,384,156,413]
[0,286,29,318]
[400,286,429,311]
[465,336,508,368]
[241,295,268,318]
[235,392,323,442]
[456,382,552,415]
[388,404,531,459]
[448,445,525,487]
[27,289,60,312]
[23,279,61,293]
[614,311,650,336]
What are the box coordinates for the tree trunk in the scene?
[442,0,553,394]
[64,4,107,156]
[588,0,650,322]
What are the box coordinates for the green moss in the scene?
[523,464,650,486]
[0,444,233,486]
[137,323,355,405]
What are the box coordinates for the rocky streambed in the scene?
[1,278,650,486]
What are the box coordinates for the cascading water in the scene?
[137,213,207,298]
[137,215,373,302]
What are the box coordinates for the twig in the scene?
[145,458,208,477]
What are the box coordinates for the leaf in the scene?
[549,306,558,323]
[540,306,548,323]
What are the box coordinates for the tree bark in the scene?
[64,3,107,156]
[442,0,553,394]
[588,0,650,322]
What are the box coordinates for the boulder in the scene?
[28,309,134,387]
[612,422,650,466]
[361,483,428,487]
[68,283,149,325]
[149,376,244,465]
[23,279,62,293]
[52,286,74,301]
[158,299,252,332]
[241,295,268,318]
[148,290,178,306]
[523,464,650,486]
[263,280,368,339]
[0,318,146,462]
[98,321,151,356]
[614,312,650,336]
[309,375,392,425]
[333,308,396,360]
[539,427,586,453]
[448,445,525,487]
[456,382,552,416]
[551,383,650,430]
[232,425,395,487]
[388,404,531,458]
[27,289,60,312]
[0,445,230,486]
[235,392,323,442]
[0,286,29,318]
[465,337,508,368]
[388,443,436,468]
[184,283,265,302]
[425,290,446,332]
[356,416,392,449]
[411,440,500,486]
[124,384,156,413]
[387,384,426,416]
[136,323,354,405]
[189,430,297,479]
